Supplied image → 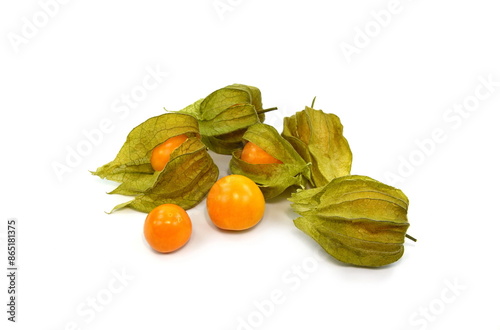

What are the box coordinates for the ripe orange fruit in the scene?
[241,142,283,164]
[150,134,189,171]
[143,204,192,253]
[206,175,265,231]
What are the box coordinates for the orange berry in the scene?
[241,142,283,164]
[150,134,189,171]
[144,204,192,253]
[207,175,265,231]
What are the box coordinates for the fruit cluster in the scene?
[92,84,414,267]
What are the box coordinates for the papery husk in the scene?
[283,106,352,187]
[91,113,218,212]
[289,175,411,267]
[230,123,311,199]
[179,84,276,154]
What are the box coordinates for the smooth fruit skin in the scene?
[206,175,265,231]
[150,134,189,171]
[144,204,192,253]
[241,142,283,164]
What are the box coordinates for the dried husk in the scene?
[230,123,311,199]
[110,138,219,212]
[289,175,411,267]
[178,84,276,154]
[282,106,352,187]
[91,112,218,212]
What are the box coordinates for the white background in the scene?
[1,0,500,329]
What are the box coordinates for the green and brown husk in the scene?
[282,105,352,188]
[229,123,311,199]
[178,84,277,154]
[289,175,412,267]
[91,112,218,212]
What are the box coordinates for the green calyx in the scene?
[289,175,411,267]
[178,84,277,154]
[230,123,311,199]
[282,106,352,187]
[91,112,218,212]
